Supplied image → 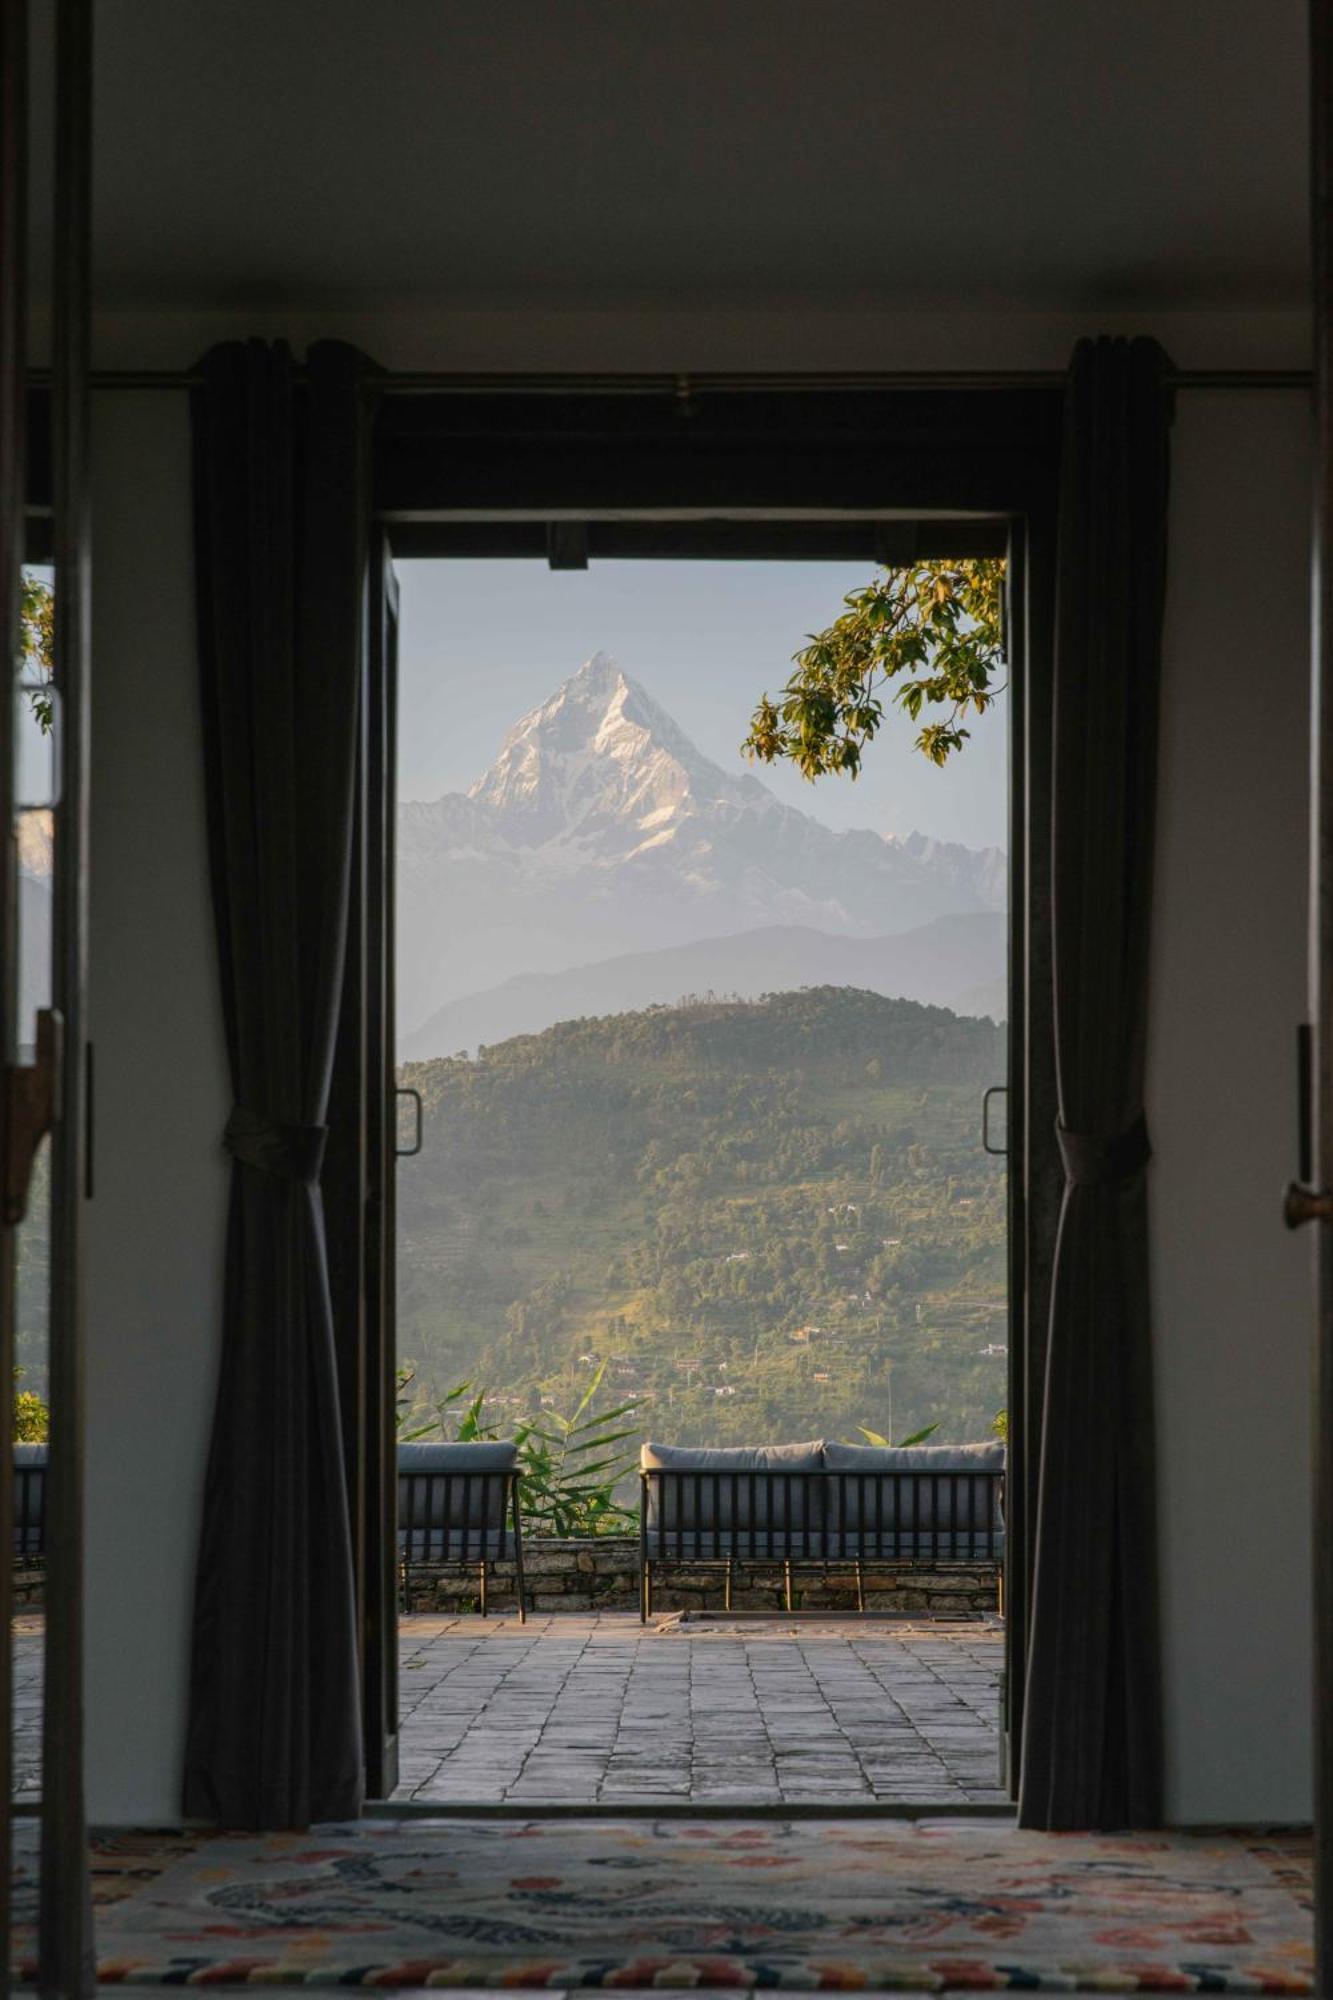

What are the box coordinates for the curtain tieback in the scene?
[1057,1112,1151,1187]
[224,1105,327,1186]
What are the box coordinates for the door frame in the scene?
[361,378,1064,1799]
[329,526,403,1802]
[362,535,401,1799]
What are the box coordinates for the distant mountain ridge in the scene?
[398,654,1005,1038]
[401,910,1006,1059]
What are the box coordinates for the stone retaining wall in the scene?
[14,1548,998,1617]
[13,1567,43,1608]
[402,1536,999,1616]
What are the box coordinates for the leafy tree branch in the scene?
[743,557,1005,775]
[21,571,55,734]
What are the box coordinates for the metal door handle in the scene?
[1285,1182,1333,1228]
[395,1086,423,1158]
[1288,1024,1323,1224]
[982,1085,1007,1156]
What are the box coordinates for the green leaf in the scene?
[743,557,1005,778]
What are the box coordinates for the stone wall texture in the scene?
[16,1549,998,1617]
[13,1567,43,1608]
[402,1536,999,1616]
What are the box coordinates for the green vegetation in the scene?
[397,987,1008,1454]
[744,558,1005,774]
[13,1368,48,1443]
[396,1360,643,1535]
[21,568,55,732]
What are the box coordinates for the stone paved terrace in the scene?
[394,1612,1005,1807]
[10,1612,41,1801]
[10,1611,1005,1809]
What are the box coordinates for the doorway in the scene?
[385,541,1012,1809]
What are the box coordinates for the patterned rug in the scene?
[11,1816,1313,1991]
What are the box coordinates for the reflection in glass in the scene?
[17,565,58,810]
[11,565,54,1807]
[11,1134,48,1806]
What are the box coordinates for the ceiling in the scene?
[31,0,1311,312]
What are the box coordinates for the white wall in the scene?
[76,328,1315,1826]
[84,392,229,1821]
[1151,390,1313,1822]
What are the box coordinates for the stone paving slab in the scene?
[10,1611,1005,1810]
[394,1611,1005,1807]
[11,1613,42,1801]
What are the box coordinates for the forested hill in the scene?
[397,987,1009,1448]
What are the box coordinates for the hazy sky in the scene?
[396,559,1008,851]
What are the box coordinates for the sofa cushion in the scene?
[832,1528,1006,1561]
[398,1526,516,1561]
[643,1529,826,1559]
[821,1439,1005,1538]
[823,1440,1004,1472]
[641,1440,823,1540]
[397,1440,518,1535]
[641,1440,824,1473]
[12,1442,45,1558]
[397,1441,517,1473]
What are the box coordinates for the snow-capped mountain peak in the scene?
[398,655,1007,1038]
[467,652,766,845]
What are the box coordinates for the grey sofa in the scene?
[12,1442,45,1562]
[638,1438,1004,1618]
[398,1440,526,1619]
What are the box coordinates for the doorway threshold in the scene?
[374,1797,1017,1821]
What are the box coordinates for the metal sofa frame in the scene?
[639,1464,1003,1620]
[12,1448,44,1566]
[398,1461,528,1620]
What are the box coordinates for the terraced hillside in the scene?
[397,987,1008,1447]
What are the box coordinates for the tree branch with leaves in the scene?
[21,570,55,734]
[743,557,1006,776]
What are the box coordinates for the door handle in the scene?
[1285,1182,1333,1228]
[395,1086,423,1159]
[982,1084,1007,1156]
[1287,1024,1327,1225]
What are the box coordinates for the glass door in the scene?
[2,1,94,1989]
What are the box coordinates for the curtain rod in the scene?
[44,364,1313,395]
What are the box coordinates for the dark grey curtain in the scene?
[184,339,376,1828]
[1019,336,1173,1830]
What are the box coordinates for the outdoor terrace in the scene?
[12,1610,1005,1811]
